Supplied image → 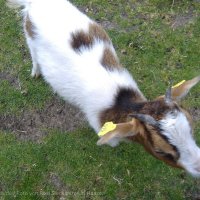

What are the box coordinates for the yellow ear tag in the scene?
[172,80,186,89]
[98,122,117,137]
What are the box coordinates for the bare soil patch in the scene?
[185,186,200,200]
[0,72,20,89]
[48,172,70,198]
[171,8,197,29]
[0,96,87,142]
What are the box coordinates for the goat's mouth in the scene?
[178,160,200,178]
[162,160,200,178]
[184,167,200,178]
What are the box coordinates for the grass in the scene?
[1,0,200,199]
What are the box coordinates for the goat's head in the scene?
[97,76,200,177]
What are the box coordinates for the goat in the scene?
[7,0,200,177]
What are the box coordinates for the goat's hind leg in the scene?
[30,56,41,78]
[24,15,41,78]
[26,38,41,78]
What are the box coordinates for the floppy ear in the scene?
[157,76,200,101]
[97,119,141,147]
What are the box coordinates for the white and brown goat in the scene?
[8,0,200,177]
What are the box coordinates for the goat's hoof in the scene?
[31,71,41,78]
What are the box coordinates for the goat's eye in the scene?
[155,150,165,156]
[163,153,175,161]
[155,150,175,161]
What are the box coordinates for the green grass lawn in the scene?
[1,0,200,199]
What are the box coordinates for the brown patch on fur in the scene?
[89,23,110,43]
[135,100,178,120]
[100,88,146,126]
[100,108,129,127]
[71,23,110,52]
[25,14,35,38]
[101,47,121,70]
[71,30,93,51]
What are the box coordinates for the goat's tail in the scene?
[7,0,32,8]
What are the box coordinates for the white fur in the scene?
[9,0,142,131]
[160,112,200,177]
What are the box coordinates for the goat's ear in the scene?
[97,119,141,147]
[157,76,200,101]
